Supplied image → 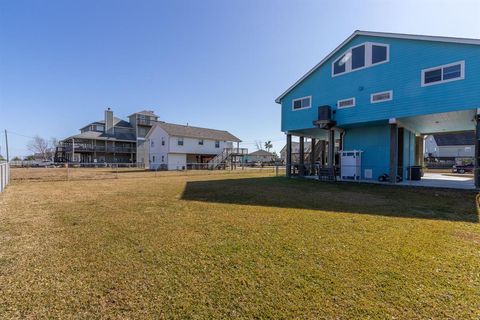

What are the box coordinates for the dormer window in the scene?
[332,42,389,77]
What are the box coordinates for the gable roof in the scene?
[248,150,274,156]
[433,132,475,146]
[275,30,480,104]
[81,117,133,130]
[149,122,241,142]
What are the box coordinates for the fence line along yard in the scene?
[9,162,284,183]
[0,161,10,192]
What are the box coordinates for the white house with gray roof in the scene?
[146,122,244,170]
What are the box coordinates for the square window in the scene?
[443,64,461,80]
[424,69,442,84]
[178,138,184,146]
[372,45,387,64]
[198,139,204,145]
[293,100,302,109]
[351,45,365,70]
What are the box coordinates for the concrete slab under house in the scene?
[276,30,480,189]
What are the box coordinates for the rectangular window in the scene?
[215,141,220,148]
[337,97,356,109]
[152,156,155,163]
[198,139,204,145]
[292,96,311,111]
[371,90,393,103]
[351,45,365,70]
[161,155,164,162]
[372,45,387,64]
[161,138,165,146]
[421,61,464,87]
[178,138,184,146]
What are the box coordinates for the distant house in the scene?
[56,108,159,166]
[243,150,276,163]
[280,141,311,162]
[147,122,244,170]
[425,132,475,160]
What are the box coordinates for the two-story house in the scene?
[276,30,480,186]
[56,108,159,165]
[146,122,244,170]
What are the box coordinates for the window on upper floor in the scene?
[150,140,154,147]
[198,139,204,145]
[421,61,464,87]
[332,42,389,77]
[215,141,220,148]
[371,90,393,103]
[292,96,311,111]
[178,138,184,146]
[161,137,165,146]
[337,97,356,109]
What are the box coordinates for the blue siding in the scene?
[281,35,480,132]
[343,125,391,179]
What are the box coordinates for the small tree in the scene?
[264,141,273,152]
[27,135,50,161]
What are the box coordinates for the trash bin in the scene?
[408,166,422,181]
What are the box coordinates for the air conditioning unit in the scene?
[312,105,336,129]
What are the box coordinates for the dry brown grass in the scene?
[0,169,479,319]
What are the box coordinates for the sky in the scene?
[1,0,480,158]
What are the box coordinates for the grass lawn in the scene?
[1,170,479,318]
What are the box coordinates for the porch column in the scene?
[415,135,424,166]
[299,136,305,176]
[475,114,480,188]
[286,134,292,177]
[389,122,398,184]
[319,140,326,166]
[328,130,335,168]
[310,138,316,175]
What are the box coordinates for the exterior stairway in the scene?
[208,148,248,169]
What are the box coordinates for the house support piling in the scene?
[310,138,316,175]
[286,134,292,177]
[475,114,480,188]
[299,136,305,176]
[328,130,335,168]
[389,122,398,184]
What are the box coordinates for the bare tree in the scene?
[254,140,263,151]
[27,135,50,161]
[50,137,59,148]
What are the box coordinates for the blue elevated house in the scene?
[276,30,480,187]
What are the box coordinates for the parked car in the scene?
[452,163,474,174]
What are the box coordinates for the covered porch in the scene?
[284,109,479,189]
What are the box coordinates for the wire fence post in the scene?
[66,163,69,181]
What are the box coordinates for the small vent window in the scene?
[371,90,393,103]
[337,98,356,109]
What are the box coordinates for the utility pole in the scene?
[4,130,9,162]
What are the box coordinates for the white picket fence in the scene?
[0,162,10,193]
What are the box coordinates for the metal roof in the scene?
[433,132,475,146]
[275,30,480,104]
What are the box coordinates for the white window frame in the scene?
[177,137,184,146]
[332,42,390,77]
[421,60,465,87]
[370,90,393,104]
[337,97,356,109]
[291,96,312,111]
[215,140,220,148]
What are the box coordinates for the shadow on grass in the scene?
[181,177,479,223]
